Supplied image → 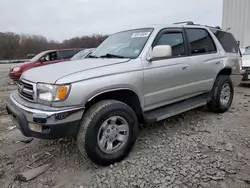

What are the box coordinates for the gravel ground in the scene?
[1,64,250,188]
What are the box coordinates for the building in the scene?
[222,0,250,48]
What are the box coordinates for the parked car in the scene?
[9,48,82,81]
[7,22,242,166]
[241,49,250,83]
[70,48,96,61]
[27,54,36,59]
[9,60,26,64]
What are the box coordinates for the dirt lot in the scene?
[1,64,250,188]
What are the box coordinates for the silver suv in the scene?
[6,22,242,166]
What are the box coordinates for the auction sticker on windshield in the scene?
[131,32,151,38]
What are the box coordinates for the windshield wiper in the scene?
[100,53,125,58]
[88,55,98,58]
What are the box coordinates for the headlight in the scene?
[12,67,21,72]
[36,83,70,102]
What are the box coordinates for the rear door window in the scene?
[186,28,217,55]
[58,50,79,59]
[211,29,239,53]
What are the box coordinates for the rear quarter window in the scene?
[211,29,239,53]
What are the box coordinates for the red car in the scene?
[9,48,82,81]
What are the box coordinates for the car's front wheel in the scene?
[77,100,139,166]
[207,75,234,113]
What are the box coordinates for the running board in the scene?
[143,93,210,123]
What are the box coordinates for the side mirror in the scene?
[39,57,45,63]
[149,45,172,61]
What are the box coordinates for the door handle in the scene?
[216,61,223,65]
[182,64,189,70]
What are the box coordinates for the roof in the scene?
[46,48,84,53]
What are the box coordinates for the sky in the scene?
[0,0,223,41]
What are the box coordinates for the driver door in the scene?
[44,51,62,65]
[143,28,193,110]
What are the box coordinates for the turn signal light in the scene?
[57,87,68,100]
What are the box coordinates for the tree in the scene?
[0,32,108,60]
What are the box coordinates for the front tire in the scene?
[207,75,234,113]
[77,100,139,166]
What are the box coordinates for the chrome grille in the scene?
[18,80,34,101]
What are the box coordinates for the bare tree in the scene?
[0,32,108,60]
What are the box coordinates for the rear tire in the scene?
[207,75,234,113]
[77,100,139,166]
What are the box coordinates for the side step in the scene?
[143,93,210,123]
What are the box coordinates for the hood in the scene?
[21,58,130,83]
[242,55,250,67]
[10,61,32,69]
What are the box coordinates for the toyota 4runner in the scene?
[6,22,242,166]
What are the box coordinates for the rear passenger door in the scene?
[184,28,221,93]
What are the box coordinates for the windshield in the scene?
[70,49,91,60]
[29,51,48,62]
[91,28,153,59]
[244,49,250,55]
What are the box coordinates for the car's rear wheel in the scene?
[207,75,234,113]
[77,100,139,166]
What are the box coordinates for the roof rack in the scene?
[173,21,221,30]
[173,21,194,25]
[202,25,221,30]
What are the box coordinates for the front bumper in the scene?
[6,92,84,139]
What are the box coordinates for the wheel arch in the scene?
[217,68,232,77]
[85,88,144,123]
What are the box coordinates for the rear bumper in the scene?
[6,93,84,139]
[231,74,243,87]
